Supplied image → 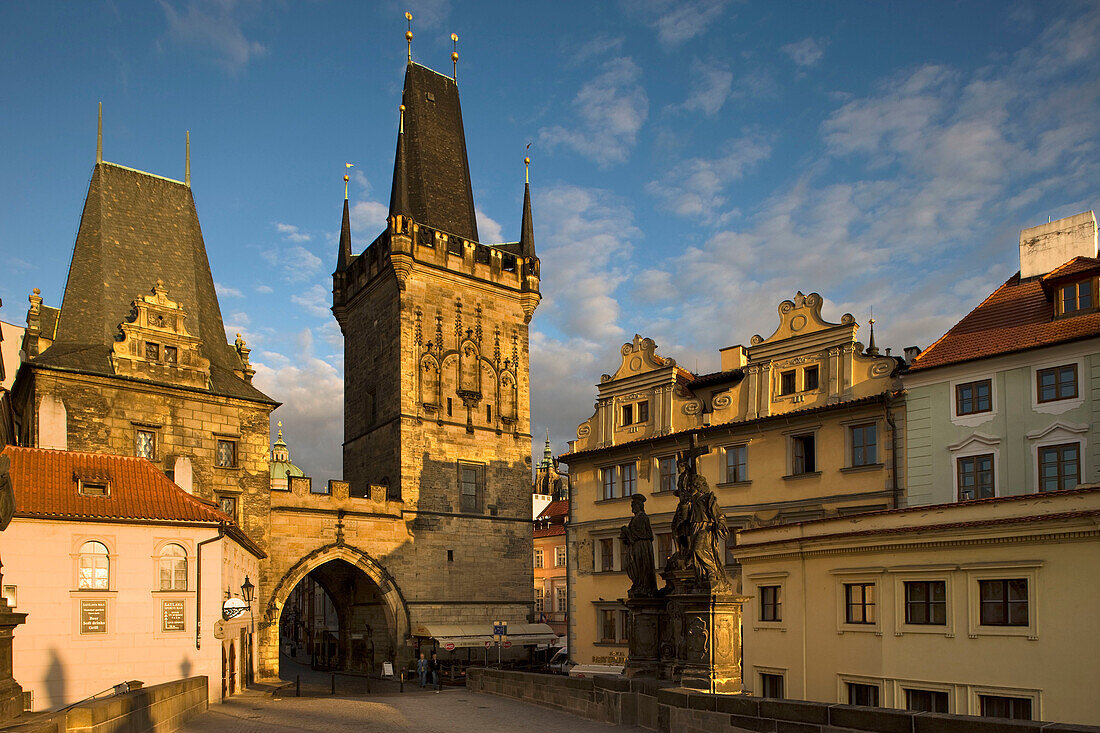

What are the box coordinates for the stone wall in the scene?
[0,676,207,733]
[466,669,1099,732]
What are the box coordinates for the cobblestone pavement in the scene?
[179,686,645,732]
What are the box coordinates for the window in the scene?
[447,397,452,417]
[459,464,484,513]
[145,342,159,361]
[215,439,237,468]
[601,467,617,500]
[980,695,1033,720]
[656,532,673,570]
[79,480,109,497]
[535,588,544,608]
[637,401,649,423]
[600,609,615,642]
[164,345,178,365]
[621,404,633,426]
[780,370,796,395]
[760,673,784,699]
[792,434,816,474]
[158,543,188,591]
[599,538,614,572]
[845,583,875,624]
[447,549,454,562]
[847,682,879,707]
[905,689,948,713]
[804,366,819,391]
[955,379,992,416]
[904,581,946,625]
[1037,364,1077,402]
[759,585,781,622]
[534,549,544,569]
[957,454,995,500]
[849,424,877,467]
[556,586,567,613]
[725,445,747,483]
[78,541,109,590]
[486,403,492,422]
[1039,443,1080,491]
[1058,278,1096,315]
[620,463,637,496]
[218,495,238,520]
[979,579,1028,626]
[136,429,156,460]
[555,546,567,567]
[658,457,676,492]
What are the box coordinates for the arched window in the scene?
[159,543,188,591]
[78,541,110,590]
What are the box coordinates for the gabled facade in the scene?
[904,211,1100,505]
[562,293,904,668]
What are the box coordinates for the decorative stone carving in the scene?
[666,443,732,595]
[110,281,211,389]
[620,495,658,598]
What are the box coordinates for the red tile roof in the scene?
[1,446,264,556]
[910,259,1100,372]
[537,500,568,520]
[533,524,565,539]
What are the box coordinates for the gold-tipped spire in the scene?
[405,11,413,62]
[277,420,283,439]
[451,33,459,81]
[525,142,531,184]
[185,131,191,187]
[344,162,354,200]
[399,104,405,134]
[96,102,103,163]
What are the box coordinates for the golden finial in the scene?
[277,420,283,439]
[525,143,531,184]
[399,104,405,134]
[344,162,354,200]
[405,11,413,62]
[451,33,459,81]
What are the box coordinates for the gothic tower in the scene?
[331,59,541,627]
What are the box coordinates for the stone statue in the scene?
[620,494,658,597]
[667,443,732,593]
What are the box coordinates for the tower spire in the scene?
[519,149,536,259]
[405,11,413,63]
[389,104,411,219]
[185,131,191,187]
[96,102,102,164]
[866,309,879,356]
[337,168,353,272]
[540,428,553,469]
[451,33,459,82]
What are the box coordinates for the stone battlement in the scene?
[270,475,402,518]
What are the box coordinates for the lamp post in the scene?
[241,576,255,685]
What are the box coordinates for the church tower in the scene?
[332,56,541,626]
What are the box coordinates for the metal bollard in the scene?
[400,673,404,693]
[295,674,300,697]
[331,673,336,695]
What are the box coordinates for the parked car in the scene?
[549,647,573,675]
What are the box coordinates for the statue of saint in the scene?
[620,494,658,597]
[667,442,732,592]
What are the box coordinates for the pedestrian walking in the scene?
[430,652,442,693]
[416,653,429,688]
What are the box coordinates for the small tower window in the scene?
[136,429,156,460]
[447,397,453,417]
[486,404,492,422]
[164,346,178,365]
[145,342,160,361]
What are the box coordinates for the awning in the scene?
[413,622,558,649]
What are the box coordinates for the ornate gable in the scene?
[605,334,676,383]
[110,281,211,389]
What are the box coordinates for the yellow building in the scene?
[562,292,903,668]
[733,487,1100,726]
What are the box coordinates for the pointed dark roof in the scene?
[389,62,479,242]
[389,112,410,219]
[519,182,535,259]
[32,162,275,404]
[337,197,353,272]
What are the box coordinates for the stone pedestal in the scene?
[671,591,746,693]
[0,603,27,722]
[623,596,664,678]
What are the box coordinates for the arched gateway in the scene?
[258,542,409,679]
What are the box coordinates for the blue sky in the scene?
[1,1,1098,479]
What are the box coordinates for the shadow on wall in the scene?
[180,657,193,679]
[45,648,66,710]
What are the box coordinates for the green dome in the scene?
[270,423,306,479]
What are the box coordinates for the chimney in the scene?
[903,346,921,364]
[1019,210,1097,279]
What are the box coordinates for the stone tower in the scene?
[331,59,541,628]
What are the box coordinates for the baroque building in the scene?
[904,210,1100,504]
[10,131,277,550]
[562,293,904,668]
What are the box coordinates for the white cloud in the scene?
[290,284,331,319]
[275,222,311,243]
[681,59,734,116]
[350,200,389,237]
[255,284,274,294]
[626,0,730,48]
[539,57,649,168]
[158,0,266,73]
[781,37,825,68]
[475,208,503,244]
[253,328,344,480]
[215,281,243,298]
[262,245,322,283]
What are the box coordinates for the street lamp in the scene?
[240,576,255,685]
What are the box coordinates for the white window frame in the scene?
[1030,356,1085,415]
[594,535,618,573]
[891,568,955,637]
[968,684,1041,721]
[963,562,1040,640]
[892,678,956,714]
[555,545,567,568]
[949,374,997,427]
[755,666,788,698]
[845,420,880,468]
[833,569,884,635]
[534,549,544,569]
[748,571,788,632]
[786,427,821,476]
[722,443,749,484]
[837,674,886,707]
[1026,424,1087,493]
[946,433,1001,501]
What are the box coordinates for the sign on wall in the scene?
[162,599,185,632]
[80,600,107,634]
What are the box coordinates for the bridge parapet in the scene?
[272,476,403,518]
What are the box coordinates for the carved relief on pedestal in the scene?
[110,280,211,389]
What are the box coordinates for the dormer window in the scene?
[79,480,109,497]
[804,366,819,391]
[1057,278,1097,316]
[621,404,632,426]
[780,371,796,395]
[619,400,649,427]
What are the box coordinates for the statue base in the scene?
[0,604,27,722]
[623,596,664,678]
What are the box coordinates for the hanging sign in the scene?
[444,642,455,651]
[222,597,248,621]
